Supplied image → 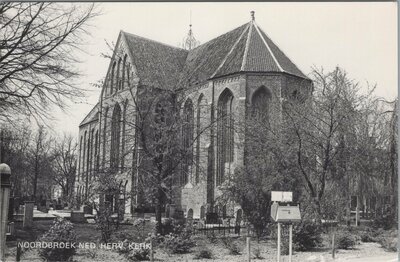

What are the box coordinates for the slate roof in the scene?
[123,31,188,90]
[121,20,308,90]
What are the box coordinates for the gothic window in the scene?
[110,104,121,169]
[79,136,83,181]
[102,107,109,167]
[216,89,234,186]
[251,86,271,121]
[83,131,87,175]
[117,58,122,90]
[110,62,116,94]
[95,130,99,170]
[127,63,130,87]
[122,55,127,89]
[121,100,128,169]
[181,99,194,185]
[195,94,206,184]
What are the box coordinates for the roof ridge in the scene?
[240,21,253,71]
[256,26,308,79]
[189,22,249,52]
[211,22,250,78]
[253,22,284,73]
[122,31,188,52]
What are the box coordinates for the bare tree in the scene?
[0,2,98,123]
[52,134,77,204]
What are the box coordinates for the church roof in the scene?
[180,21,307,86]
[120,17,307,89]
[123,31,188,90]
[79,102,99,127]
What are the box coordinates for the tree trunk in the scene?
[155,187,163,234]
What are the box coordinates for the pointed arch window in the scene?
[251,86,272,122]
[117,58,122,91]
[110,104,121,169]
[122,55,127,89]
[195,94,206,184]
[216,89,234,186]
[181,99,194,185]
[110,62,116,94]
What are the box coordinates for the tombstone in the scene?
[83,205,93,215]
[8,197,14,221]
[23,201,35,228]
[187,209,194,225]
[200,206,205,220]
[206,212,218,224]
[70,211,86,223]
[235,209,243,234]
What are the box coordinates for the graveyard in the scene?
[2,199,397,262]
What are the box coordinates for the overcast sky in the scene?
[51,2,397,136]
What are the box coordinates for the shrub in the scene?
[373,212,396,230]
[360,231,377,243]
[126,248,151,261]
[161,233,195,254]
[38,218,76,262]
[252,247,263,259]
[194,247,213,259]
[293,220,323,251]
[379,236,397,252]
[221,237,241,255]
[336,232,358,249]
[95,205,115,242]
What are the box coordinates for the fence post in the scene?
[277,222,281,262]
[246,236,251,262]
[150,239,154,262]
[332,232,335,259]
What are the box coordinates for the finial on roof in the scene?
[251,11,255,21]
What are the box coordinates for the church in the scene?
[75,12,312,220]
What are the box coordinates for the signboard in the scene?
[270,202,279,221]
[271,191,292,202]
[275,204,301,223]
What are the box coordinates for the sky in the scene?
[51,2,398,137]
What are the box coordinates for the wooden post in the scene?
[246,236,251,262]
[150,239,154,262]
[355,195,360,226]
[16,243,22,261]
[289,224,293,262]
[277,223,281,262]
[332,232,336,259]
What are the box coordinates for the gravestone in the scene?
[70,211,86,223]
[23,201,34,228]
[187,209,194,225]
[83,205,93,215]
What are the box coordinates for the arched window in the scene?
[195,94,206,184]
[181,99,194,185]
[122,55,127,89]
[110,104,121,169]
[251,86,271,121]
[126,63,131,88]
[110,62,116,94]
[121,100,128,169]
[117,58,122,90]
[95,130,99,170]
[102,107,109,167]
[83,131,87,176]
[216,89,234,186]
[79,136,83,181]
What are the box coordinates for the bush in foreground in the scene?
[38,218,76,261]
[293,220,323,251]
[194,246,213,259]
[335,232,358,250]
